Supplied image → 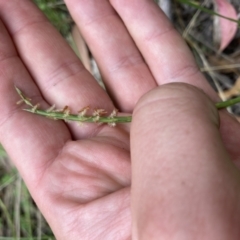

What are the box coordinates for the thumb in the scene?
[131,83,240,240]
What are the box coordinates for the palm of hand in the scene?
[1,1,240,240]
[42,127,131,239]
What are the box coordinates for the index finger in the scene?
[0,0,114,139]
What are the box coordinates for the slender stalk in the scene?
[216,96,240,109]
[24,109,132,123]
[15,87,240,125]
[0,198,16,237]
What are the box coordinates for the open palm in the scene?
[1,0,240,239]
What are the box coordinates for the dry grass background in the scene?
[0,0,240,239]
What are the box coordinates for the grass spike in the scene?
[78,106,90,117]
[47,104,56,113]
[93,109,107,117]
[16,87,240,125]
[32,104,40,113]
[15,87,33,107]
[109,109,118,118]
[62,106,70,118]
[108,122,116,127]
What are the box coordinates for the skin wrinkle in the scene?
[56,153,120,189]
[139,83,215,103]
[108,53,145,73]
[89,135,130,152]
[0,52,17,63]
[0,92,45,130]
[35,142,69,191]
[82,12,118,28]
[73,140,131,184]
[94,123,130,148]
[133,98,215,126]
[83,121,116,140]
[56,138,130,177]
[143,24,175,42]
[163,64,201,83]
[10,19,50,38]
[41,60,86,93]
[52,172,118,205]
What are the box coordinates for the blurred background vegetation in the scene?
[0,0,240,239]
[35,0,71,37]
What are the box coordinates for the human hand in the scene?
[0,0,240,239]
[131,83,240,239]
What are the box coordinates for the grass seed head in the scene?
[78,106,90,117]
[31,104,40,113]
[93,109,107,117]
[93,115,100,122]
[62,106,70,118]
[17,99,24,105]
[47,104,56,113]
[109,109,118,118]
[108,122,116,127]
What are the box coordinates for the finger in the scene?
[110,0,240,168]
[110,0,218,100]
[0,19,70,194]
[131,83,240,239]
[65,0,157,112]
[0,0,114,138]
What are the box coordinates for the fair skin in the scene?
[0,0,240,239]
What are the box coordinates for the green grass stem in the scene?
[24,109,132,124]
[216,96,240,109]
[15,87,240,124]
[0,198,16,237]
